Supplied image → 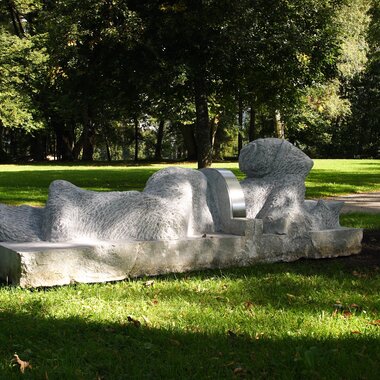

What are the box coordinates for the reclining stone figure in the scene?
[0,167,214,242]
[0,138,344,244]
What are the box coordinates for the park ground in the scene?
[0,160,379,379]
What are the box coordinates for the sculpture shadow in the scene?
[0,306,379,379]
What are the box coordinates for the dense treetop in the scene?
[0,0,378,164]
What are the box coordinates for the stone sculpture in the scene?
[0,167,214,242]
[239,138,342,235]
[0,138,363,287]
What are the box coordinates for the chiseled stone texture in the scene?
[239,138,343,236]
[42,167,214,242]
[0,234,247,288]
[0,204,43,242]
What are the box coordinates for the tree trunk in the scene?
[134,118,139,162]
[30,132,47,161]
[54,121,74,161]
[179,123,197,160]
[81,107,95,161]
[7,1,21,37]
[249,105,256,141]
[154,120,165,161]
[210,115,219,149]
[72,133,84,160]
[82,122,95,161]
[104,134,112,161]
[194,75,212,168]
[0,121,8,162]
[274,110,285,139]
[238,96,243,155]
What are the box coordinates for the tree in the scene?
[348,0,380,157]
[0,1,48,161]
[128,0,343,167]
[283,0,373,156]
[39,0,148,161]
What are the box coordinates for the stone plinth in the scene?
[0,234,247,288]
[0,221,362,288]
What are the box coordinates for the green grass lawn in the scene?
[0,160,379,378]
[1,262,379,379]
[0,159,379,206]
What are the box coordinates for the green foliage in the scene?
[0,30,48,131]
[284,0,373,157]
[345,0,380,158]
[0,0,378,161]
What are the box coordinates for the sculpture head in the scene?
[239,138,313,178]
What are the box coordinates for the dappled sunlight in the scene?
[0,252,379,377]
[0,299,379,378]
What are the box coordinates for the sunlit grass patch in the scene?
[340,212,380,230]
[0,159,379,206]
[0,261,379,378]
[305,159,380,198]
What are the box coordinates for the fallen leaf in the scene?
[368,319,380,326]
[244,301,254,309]
[13,354,32,374]
[343,310,352,318]
[143,280,154,287]
[151,299,159,305]
[127,316,141,328]
[233,366,247,376]
[351,331,362,334]
[352,271,367,278]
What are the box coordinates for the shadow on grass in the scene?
[0,307,379,379]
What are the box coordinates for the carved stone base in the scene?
[0,222,362,288]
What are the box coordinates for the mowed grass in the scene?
[1,262,379,379]
[306,159,380,198]
[340,212,380,230]
[0,159,379,378]
[0,159,379,206]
